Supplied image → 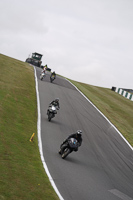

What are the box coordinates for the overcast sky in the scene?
[1,0,133,88]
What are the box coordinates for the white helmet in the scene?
[76,130,82,136]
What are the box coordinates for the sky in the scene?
[0,0,133,89]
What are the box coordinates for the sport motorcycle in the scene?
[40,71,46,80]
[47,105,57,121]
[59,138,79,159]
[50,75,56,83]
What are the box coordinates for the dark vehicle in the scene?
[25,52,43,67]
[47,105,57,121]
[59,138,79,159]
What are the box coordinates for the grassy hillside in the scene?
[0,54,59,200]
[68,79,133,147]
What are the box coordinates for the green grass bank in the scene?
[0,54,59,200]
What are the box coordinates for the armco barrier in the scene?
[115,88,133,101]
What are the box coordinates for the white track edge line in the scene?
[33,66,64,200]
[66,79,133,151]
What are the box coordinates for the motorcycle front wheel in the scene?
[48,113,53,121]
[40,75,43,80]
[61,148,71,159]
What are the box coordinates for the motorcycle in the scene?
[50,75,55,83]
[47,105,57,121]
[59,138,79,159]
[40,71,46,80]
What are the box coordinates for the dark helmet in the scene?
[76,130,82,136]
[55,98,59,103]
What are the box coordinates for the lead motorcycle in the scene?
[47,105,57,121]
[40,71,46,80]
[59,138,79,159]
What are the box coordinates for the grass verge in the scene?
[68,79,133,147]
[0,54,59,200]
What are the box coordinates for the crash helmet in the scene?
[76,130,82,136]
[55,98,59,103]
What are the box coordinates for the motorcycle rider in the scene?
[42,66,46,73]
[59,130,82,154]
[40,66,46,77]
[49,98,60,109]
[50,71,56,81]
[47,98,60,115]
[51,71,56,78]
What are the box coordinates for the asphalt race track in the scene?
[36,67,133,200]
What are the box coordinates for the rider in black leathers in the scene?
[49,98,60,109]
[50,71,56,80]
[47,98,60,115]
[59,130,82,154]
